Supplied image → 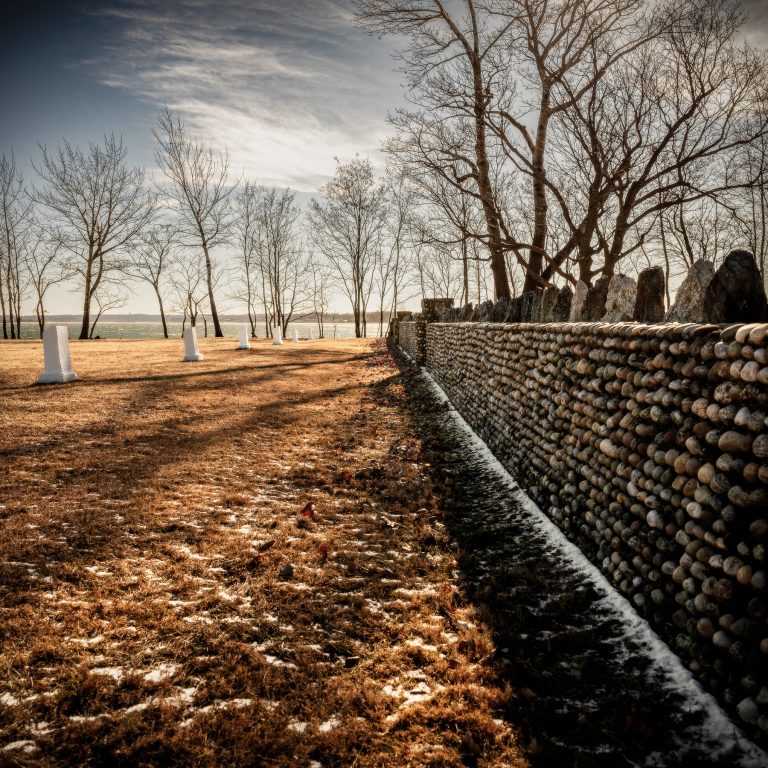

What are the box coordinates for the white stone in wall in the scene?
[273,326,283,345]
[182,327,204,361]
[38,326,78,384]
[237,324,250,350]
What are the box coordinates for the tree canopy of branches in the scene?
[357,0,514,299]
[34,134,153,339]
[154,107,234,337]
[308,157,388,338]
[360,0,768,293]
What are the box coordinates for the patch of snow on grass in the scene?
[143,663,178,683]
[182,615,213,625]
[84,566,112,577]
[404,638,438,652]
[0,692,19,706]
[1,740,37,753]
[69,635,104,646]
[176,545,206,560]
[319,717,341,733]
[262,654,297,670]
[89,667,124,681]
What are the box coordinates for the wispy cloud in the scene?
[90,0,403,191]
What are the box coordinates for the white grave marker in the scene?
[292,328,300,343]
[237,324,250,350]
[182,327,204,361]
[272,326,283,345]
[38,326,77,384]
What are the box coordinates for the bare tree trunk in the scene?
[473,74,510,299]
[523,89,551,293]
[155,286,169,338]
[201,241,223,337]
[0,276,7,338]
[6,253,16,338]
[36,299,45,338]
[80,265,92,340]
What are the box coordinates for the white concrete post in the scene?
[38,326,78,384]
[182,327,204,361]
[237,324,250,350]
[272,326,283,345]
[292,328,300,343]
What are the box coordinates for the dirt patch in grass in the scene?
[0,337,527,767]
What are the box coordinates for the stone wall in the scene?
[398,316,427,364]
[399,318,768,742]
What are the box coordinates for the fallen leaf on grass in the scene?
[299,502,316,519]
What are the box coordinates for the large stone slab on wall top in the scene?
[507,296,522,322]
[581,276,611,321]
[539,285,560,322]
[552,285,573,322]
[666,259,715,322]
[633,266,666,322]
[602,274,637,322]
[493,297,510,322]
[519,291,536,322]
[703,249,768,323]
[569,280,588,321]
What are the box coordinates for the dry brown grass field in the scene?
[0,337,526,767]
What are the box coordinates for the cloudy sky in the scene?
[2,0,404,192]
[1,0,407,314]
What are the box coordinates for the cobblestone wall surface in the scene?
[400,319,768,742]
[398,317,426,363]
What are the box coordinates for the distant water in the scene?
[19,321,376,340]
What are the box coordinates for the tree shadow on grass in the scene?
[0,347,382,589]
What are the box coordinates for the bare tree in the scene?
[34,134,153,339]
[376,168,417,335]
[733,99,768,279]
[153,107,234,338]
[252,187,310,335]
[232,181,263,337]
[123,224,176,338]
[482,0,649,290]
[308,251,333,338]
[169,251,207,335]
[0,152,31,338]
[308,157,387,338]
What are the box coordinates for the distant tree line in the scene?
[2,0,767,339]
[0,115,419,340]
